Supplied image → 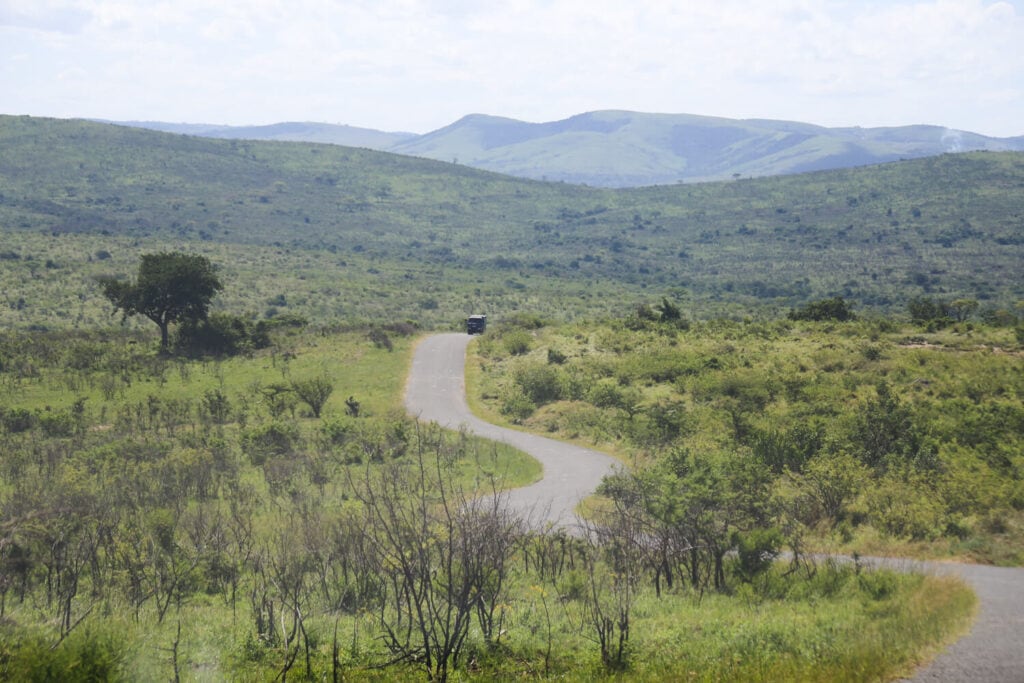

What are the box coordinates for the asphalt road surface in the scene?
[405,333,1024,682]
[404,333,619,528]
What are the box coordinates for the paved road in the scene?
[405,333,1024,682]
[404,333,619,529]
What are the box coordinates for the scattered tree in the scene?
[907,296,949,324]
[948,298,979,323]
[291,376,334,418]
[100,252,223,351]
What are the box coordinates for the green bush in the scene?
[242,421,301,466]
[867,472,946,540]
[0,625,127,682]
[547,347,567,365]
[734,527,783,581]
[174,312,269,357]
[907,296,953,327]
[514,363,563,406]
[503,330,532,356]
[38,411,76,438]
[500,387,536,423]
[588,381,627,410]
[789,297,856,322]
[1,407,36,433]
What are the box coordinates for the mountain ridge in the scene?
[108,109,1024,187]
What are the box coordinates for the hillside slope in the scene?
[391,110,1024,186]
[1,115,1022,329]
[115,110,1024,187]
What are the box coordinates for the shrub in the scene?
[733,527,783,581]
[201,388,232,424]
[589,381,627,410]
[630,399,690,448]
[867,472,945,540]
[907,296,952,325]
[500,387,536,423]
[320,416,356,447]
[750,422,823,474]
[368,328,393,351]
[1,407,36,433]
[260,312,309,329]
[174,313,268,357]
[291,376,334,418]
[503,331,532,356]
[38,411,75,437]
[547,347,567,365]
[788,297,856,322]
[793,451,870,523]
[0,624,127,682]
[514,363,563,406]
[242,421,301,466]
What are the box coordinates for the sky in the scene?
[2,0,1023,137]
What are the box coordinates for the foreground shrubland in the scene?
[0,320,980,680]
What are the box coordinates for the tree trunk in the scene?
[158,322,170,352]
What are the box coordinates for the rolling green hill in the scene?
[391,111,1024,185]
[119,110,1024,187]
[1,114,1022,331]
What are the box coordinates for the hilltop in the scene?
[116,110,1024,187]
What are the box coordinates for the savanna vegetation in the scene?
[0,314,549,681]
[2,115,1023,334]
[0,114,1018,680]
[0,310,979,682]
[470,305,1024,566]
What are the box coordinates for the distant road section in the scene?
[404,333,618,528]
[405,333,1024,682]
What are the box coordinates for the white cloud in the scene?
[0,0,93,33]
[0,0,1021,135]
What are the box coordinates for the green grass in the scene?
[98,556,972,682]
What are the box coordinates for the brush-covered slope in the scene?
[1,114,1022,330]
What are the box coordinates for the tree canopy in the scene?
[101,252,223,350]
[788,296,856,322]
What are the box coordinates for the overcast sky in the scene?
[2,0,1022,137]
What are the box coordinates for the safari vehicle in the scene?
[466,314,487,335]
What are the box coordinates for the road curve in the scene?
[404,333,619,529]
[405,333,1024,682]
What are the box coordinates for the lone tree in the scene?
[101,252,223,351]
[291,376,334,418]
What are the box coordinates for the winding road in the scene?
[404,333,1024,682]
